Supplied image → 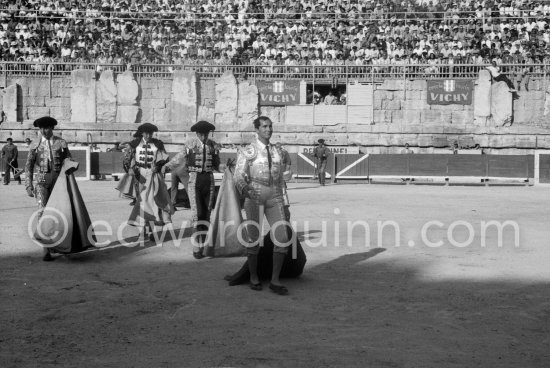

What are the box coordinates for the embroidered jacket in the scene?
[25,135,71,189]
[234,138,285,195]
[123,138,168,171]
[165,138,220,173]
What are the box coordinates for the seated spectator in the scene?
[486,60,519,98]
[324,89,337,105]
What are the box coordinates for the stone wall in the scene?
[1,70,549,153]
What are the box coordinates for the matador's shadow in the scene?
[299,247,387,284]
[311,248,386,271]
[66,225,195,261]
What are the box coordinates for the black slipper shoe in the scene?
[249,282,262,291]
[42,253,54,262]
[269,283,288,295]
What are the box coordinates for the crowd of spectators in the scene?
[1,0,550,75]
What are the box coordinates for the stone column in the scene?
[96,70,117,124]
[214,71,238,129]
[474,69,491,119]
[3,84,18,122]
[237,80,259,130]
[70,69,97,123]
[490,82,513,126]
[171,70,198,129]
[116,70,140,124]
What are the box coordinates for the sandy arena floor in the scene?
[1,179,549,368]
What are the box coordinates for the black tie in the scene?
[202,143,207,172]
[48,139,54,169]
[266,145,272,185]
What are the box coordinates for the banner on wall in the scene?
[256,80,300,106]
[427,80,473,105]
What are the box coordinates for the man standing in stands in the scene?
[314,138,330,186]
[234,116,292,295]
[25,117,71,261]
[163,121,219,259]
[2,138,21,185]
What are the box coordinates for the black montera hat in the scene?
[33,116,58,128]
[137,123,158,134]
[191,120,216,133]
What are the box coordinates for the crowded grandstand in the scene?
[1,0,549,69]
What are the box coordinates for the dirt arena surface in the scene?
[1,180,549,368]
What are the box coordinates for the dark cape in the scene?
[224,231,307,285]
[33,159,96,253]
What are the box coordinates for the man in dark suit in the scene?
[2,138,21,185]
[313,139,330,186]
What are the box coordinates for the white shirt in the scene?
[486,65,501,78]
[40,136,54,162]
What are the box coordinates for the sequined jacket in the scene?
[165,138,220,173]
[234,139,285,195]
[25,136,71,189]
[123,138,168,172]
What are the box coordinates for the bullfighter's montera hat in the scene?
[33,116,58,128]
[191,120,216,133]
[137,123,158,134]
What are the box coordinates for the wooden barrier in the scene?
[295,152,333,180]
[91,151,125,176]
[539,154,550,184]
[534,151,550,185]
[335,154,369,179]
[486,155,533,179]
[334,153,534,184]
[368,154,408,176]
[408,154,448,177]
[24,150,533,186]
[447,155,487,177]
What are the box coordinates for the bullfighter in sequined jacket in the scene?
[164,120,220,259]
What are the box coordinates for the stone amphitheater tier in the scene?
[1,69,549,153]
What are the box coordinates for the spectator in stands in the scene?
[486,60,519,98]
[0,0,548,73]
[324,89,337,105]
[513,59,531,91]
[313,90,322,105]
